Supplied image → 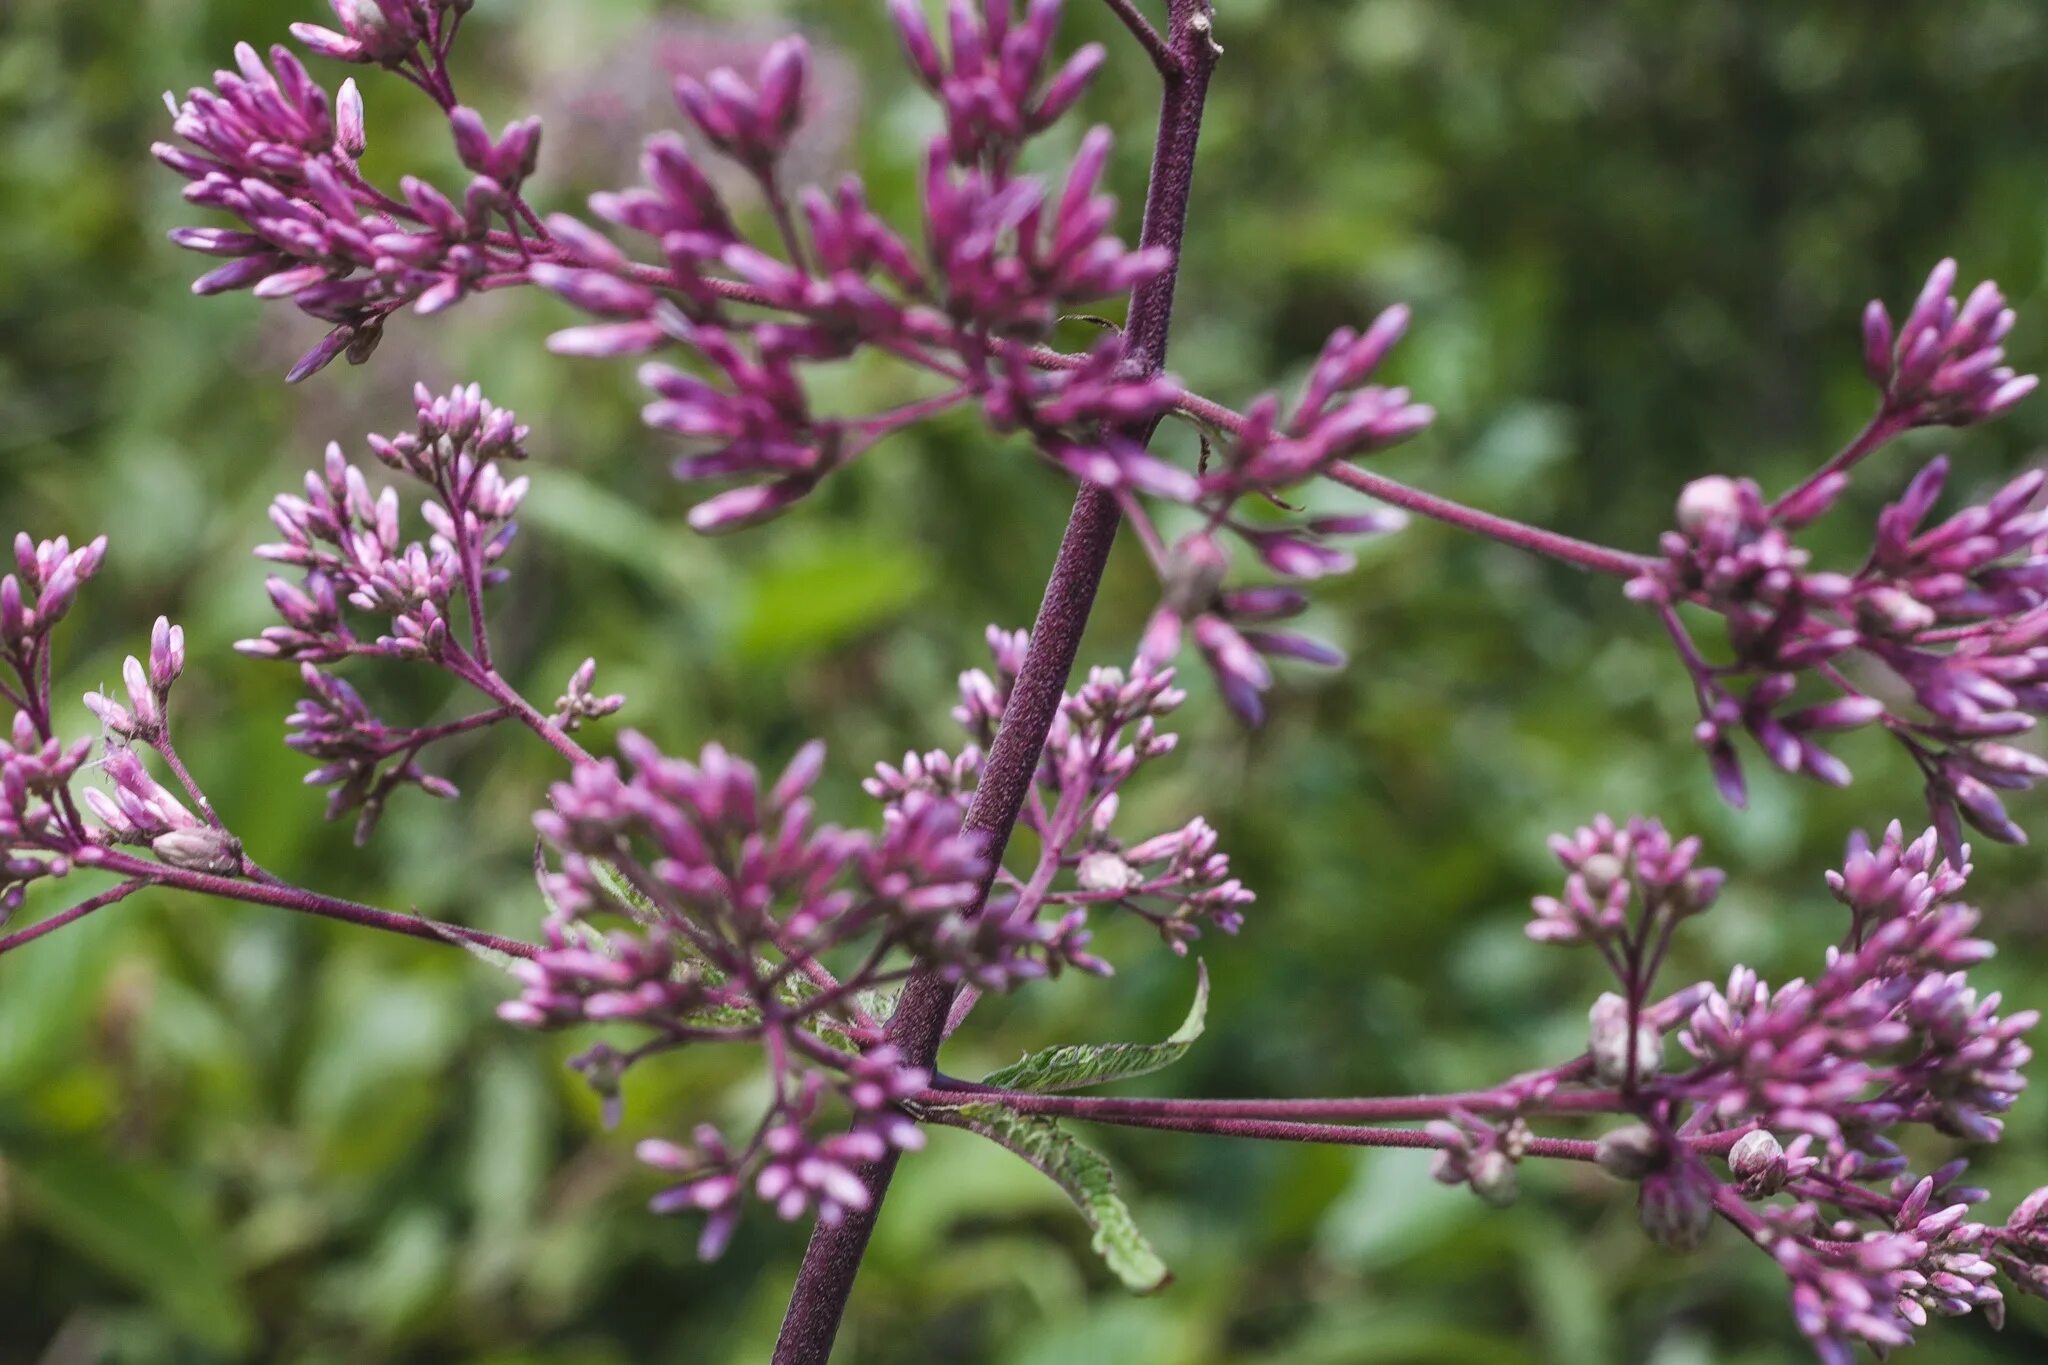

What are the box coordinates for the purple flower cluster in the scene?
[160,15,543,380]
[0,536,109,915]
[1862,259,2037,430]
[160,2,1435,737]
[236,384,571,835]
[941,625,1251,956]
[1522,815,2048,1359]
[1125,305,1431,723]
[502,734,997,1254]
[1632,262,2045,851]
[890,0,1106,167]
[2,536,255,895]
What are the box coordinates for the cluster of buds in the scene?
[1116,307,1429,724]
[1632,262,2046,851]
[1136,531,1385,726]
[924,126,1170,335]
[1748,1165,2009,1360]
[1428,1113,1529,1208]
[158,3,1424,763]
[159,30,542,380]
[1862,258,2037,429]
[673,36,811,172]
[290,1,469,71]
[552,659,627,733]
[237,385,552,835]
[890,0,1106,167]
[1528,813,1724,948]
[1672,829,2032,1151]
[946,628,1252,960]
[2,536,115,913]
[1511,813,2048,1358]
[499,733,1017,1252]
[283,664,463,843]
[240,382,527,667]
[82,618,186,743]
[1213,306,1435,491]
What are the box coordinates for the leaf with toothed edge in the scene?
[981,961,1207,1093]
[923,1101,1171,1293]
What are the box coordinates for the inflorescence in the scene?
[0,2,2040,1360]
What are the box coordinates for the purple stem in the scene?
[1098,0,1179,78]
[771,10,1219,1361]
[1769,405,1908,518]
[79,847,540,958]
[0,880,150,955]
[918,1082,1629,1124]
[941,1106,1751,1164]
[455,659,594,768]
[1327,463,1658,580]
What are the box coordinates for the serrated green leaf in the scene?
[926,1102,1170,1293]
[982,961,1208,1093]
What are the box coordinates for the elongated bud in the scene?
[151,826,244,875]
[336,78,366,156]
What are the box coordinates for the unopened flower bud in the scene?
[150,826,244,875]
[1075,849,1138,893]
[1589,992,1662,1087]
[336,78,366,157]
[1675,476,1746,537]
[1468,1150,1519,1209]
[1639,1168,1715,1251]
[1577,852,1625,898]
[1728,1129,1788,1198]
[1595,1123,1665,1181]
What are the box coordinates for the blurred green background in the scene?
[5,1,2048,1361]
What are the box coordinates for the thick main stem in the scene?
[772,10,1219,1361]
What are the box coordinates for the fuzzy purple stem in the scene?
[971,1107,1752,1163]
[771,9,1220,1360]
[0,880,150,955]
[77,847,539,958]
[917,1080,1626,1124]
[1769,405,1908,518]
[1327,463,1658,579]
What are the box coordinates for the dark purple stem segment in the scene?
[771,9,1219,1362]
[79,848,540,958]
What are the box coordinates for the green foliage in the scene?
[924,1102,1171,1295]
[982,961,1209,1092]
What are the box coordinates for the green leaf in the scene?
[732,529,933,664]
[926,1102,1170,1294]
[11,1148,254,1352]
[982,962,1208,1093]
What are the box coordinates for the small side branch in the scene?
[1101,0,1180,77]
[1328,463,1659,580]
[0,880,150,956]
[79,848,540,958]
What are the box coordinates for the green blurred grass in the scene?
[4,1,2048,1361]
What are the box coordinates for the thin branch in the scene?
[79,847,540,958]
[1100,0,1180,77]
[456,660,594,768]
[918,1081,1629,1124]
[1327,462,1659,579]
[0,880,150,956]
